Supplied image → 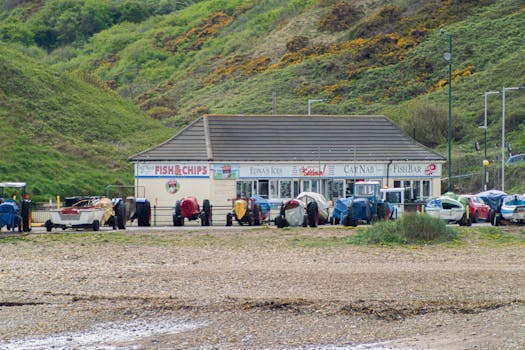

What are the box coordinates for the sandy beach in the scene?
[0,227,524,349]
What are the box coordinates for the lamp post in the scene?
[501,86,524,192]
[307,99,327,115]
[440,29,453,191]
[481,91,500,191]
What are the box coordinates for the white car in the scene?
[425,196,471,226]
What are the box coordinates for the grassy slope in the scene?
[0,44,173,200]
[48,1,525,129]
[1,0,525,198]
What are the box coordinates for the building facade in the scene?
[129,115,445,208]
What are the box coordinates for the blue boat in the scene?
[500,194,525,223]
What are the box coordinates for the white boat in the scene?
[425,196,468,225]
[275,199,307,228]
[296,191,331,224]
[46,200,106,231]
[500,194,525,222]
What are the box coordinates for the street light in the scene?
[307,98,327,115]
[440,29,452,191]
[501,86,524,192]
[480,91,500,191]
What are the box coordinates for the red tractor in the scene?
[173,196,212,226]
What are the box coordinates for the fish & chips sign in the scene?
[136,163,209,178]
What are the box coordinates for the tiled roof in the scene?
[129,114,445,162]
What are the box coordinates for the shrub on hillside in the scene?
[348,213,457,245]
[317,2,364,32]
[286,36,310,52]
[401,104,447,148]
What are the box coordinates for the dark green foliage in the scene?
[317,1,363,32]
[402,104,448,148]
[349,213,457,245]
[115,1,150,23]
[2,0,204,50]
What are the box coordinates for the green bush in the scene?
[349,213,457,245]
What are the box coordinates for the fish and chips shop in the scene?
[129,114,445,208]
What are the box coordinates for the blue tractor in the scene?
[0,182,32,232]
[341,181,392,226]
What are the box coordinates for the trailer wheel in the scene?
[93,219,100,231]
[21,200,32,232]
[493,213,501,226]
[200,212,207,226]
[302,214,308,227]
[109,216,117,230]
[253,204,262,226]
[45,219,53,232]
[307,202,318,228]
[275,216,287,228]
[377,203,387,220]
[16,215,22,232]
[136,200,151,227]
[226,213,233,226]
[115,202,126,229]
[489,209,496,226]
[342,207,356,227]
[202,199,212,226]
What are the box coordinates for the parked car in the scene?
[458,194,490,223]
[507,153,525,165]
[425,196,471,226]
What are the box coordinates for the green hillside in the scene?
[1,0,525,197]
[0,44,172,200]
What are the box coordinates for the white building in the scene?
[129,114,445,208]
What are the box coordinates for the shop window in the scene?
[328,179,344,200]
[293,180,300,198]
[280,181,292,199]
[422,180,430,199]
[302,180,311,192]
[236,181,255,198]
[258,180,269,198]
[270,180,279,199]
[401,180,431,202]
[301,180,319,193]
[413,181,421,201]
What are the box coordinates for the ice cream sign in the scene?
[213,164,240,179]
[136,163,209,178]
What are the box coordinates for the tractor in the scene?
[226,195,270,226]
[0,182,32,232]
[342,181,392,226]
[173,196,212,226]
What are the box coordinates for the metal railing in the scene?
[30,205,275,228]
